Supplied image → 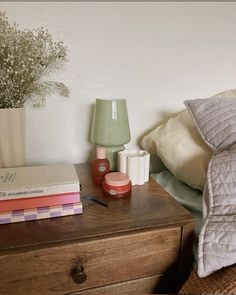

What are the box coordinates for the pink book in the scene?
[0,192,80,212]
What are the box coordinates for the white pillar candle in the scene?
[118,149,150,185]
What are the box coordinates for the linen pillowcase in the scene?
[142,111,212,191]
[141,88,236,191]
[185,97,236,277]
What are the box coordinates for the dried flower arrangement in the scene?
[0,11,70,109]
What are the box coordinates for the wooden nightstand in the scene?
[0,164,194,295]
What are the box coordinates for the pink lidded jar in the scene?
[102,172,131,198]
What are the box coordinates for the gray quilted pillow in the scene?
[185,97,236,277]
[185,97,236,151]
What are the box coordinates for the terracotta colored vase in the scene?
[0,108,25,168]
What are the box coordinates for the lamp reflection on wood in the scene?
[91,99,131,171]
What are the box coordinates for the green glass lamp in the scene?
[91,98,131,171]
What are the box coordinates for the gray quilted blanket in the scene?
[185,98,236,278]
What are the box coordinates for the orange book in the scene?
[0,192,80,212]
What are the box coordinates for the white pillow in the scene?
[142,88,236,191]
[142,111,212,190]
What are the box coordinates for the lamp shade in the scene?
[91,99,131,147]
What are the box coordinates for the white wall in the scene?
[1,2,236,166]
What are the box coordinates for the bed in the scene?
[153,170,236,294]
[142,88,236,294]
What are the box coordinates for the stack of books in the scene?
[0,164,82,224]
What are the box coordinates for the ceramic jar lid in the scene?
[104,172,129,186]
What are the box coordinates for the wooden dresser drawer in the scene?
[0,227,180,295]
[74,274,164,295]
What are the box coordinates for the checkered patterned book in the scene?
[0,202,83,224]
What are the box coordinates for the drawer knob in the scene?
[72,264,87,284]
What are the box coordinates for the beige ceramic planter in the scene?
[0,108,25,168]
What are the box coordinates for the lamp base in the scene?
[105,146,125,171]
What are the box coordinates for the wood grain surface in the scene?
[72,274,164,295]
[0,228,180,295]
[0,164,193,253]
[0,163,195,294]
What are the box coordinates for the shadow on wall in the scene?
[137,109,182,146]
[86,103,96,164]
[87,106,181,173]
[137,110,181,173]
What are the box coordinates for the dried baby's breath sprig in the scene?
[0,11,70,109]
